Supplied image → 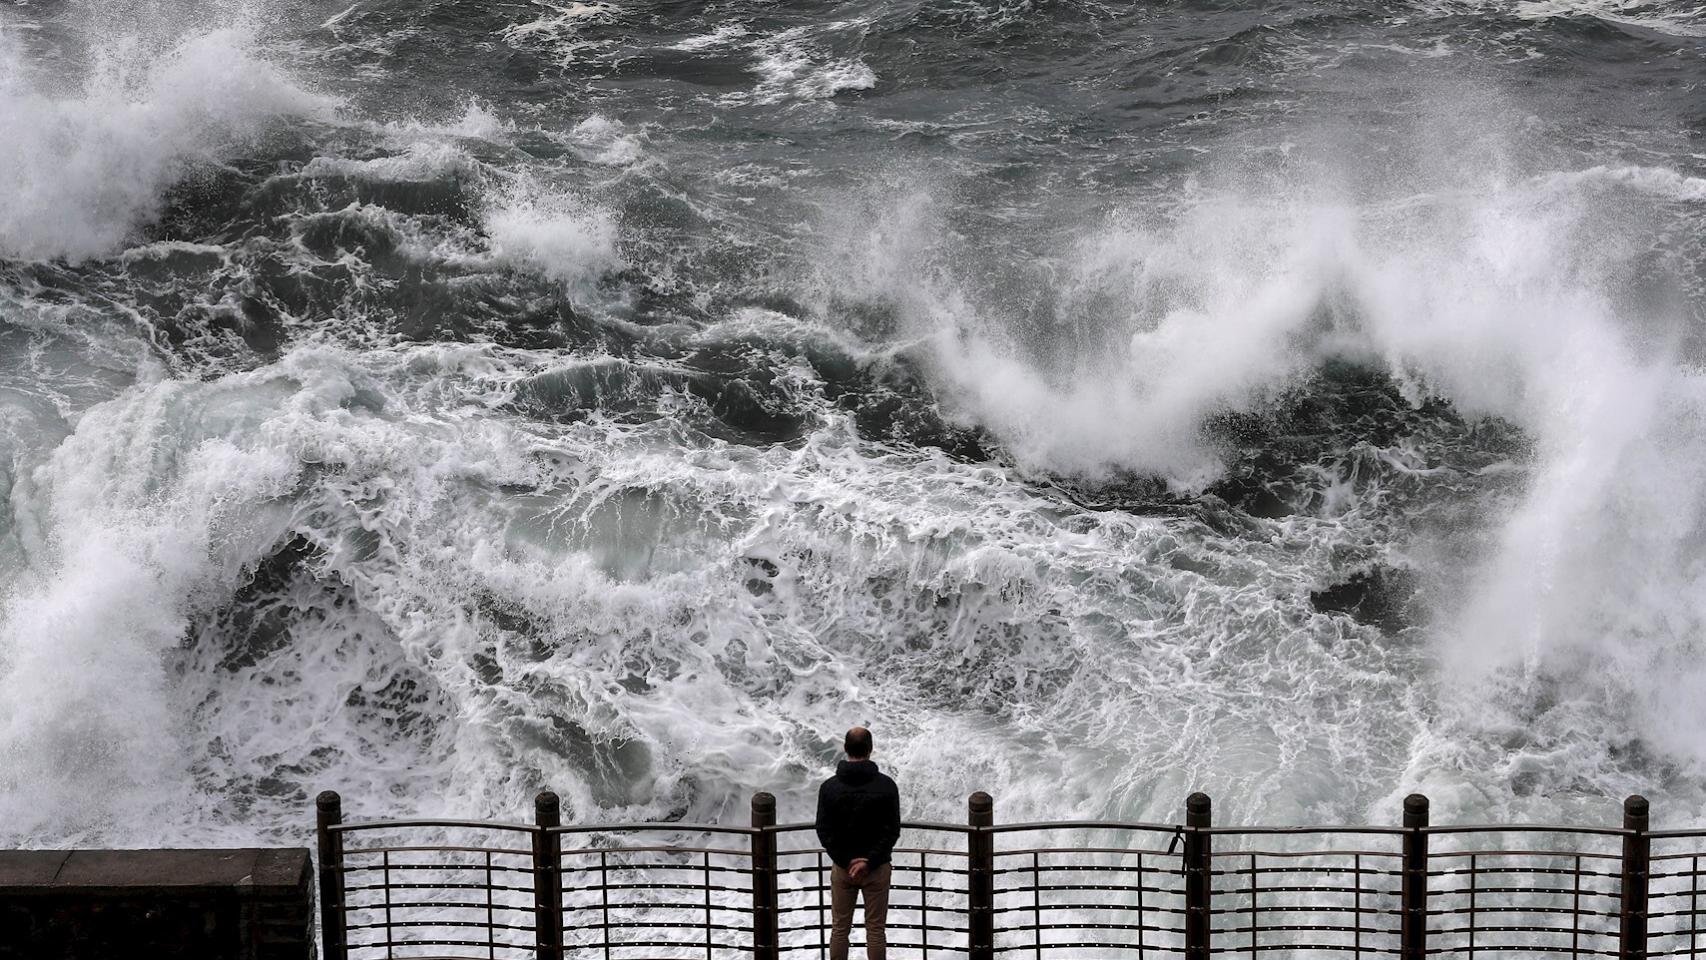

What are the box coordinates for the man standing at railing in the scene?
[815,726,902,960]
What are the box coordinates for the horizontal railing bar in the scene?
[1423,825,1630,837]
[774,820,974,835]
[778,918,971,933]
[565,883,754,896]
[564,879,753,892]
[567,902,753,915]
[1430,885,1619,898]
[987,820,1183,835]
[994,863,1179,875]
[335,819,537,833]
[1210,851,1409,862]
[776,867,969,880]
[553,823,758,837]
[779,885,965,898]
[1211,885,1400,898]
[342,954,533,960]
[990,942,1223,954]
[1198,948,1402,956]
[562,938,757,951]
[1428,853,1621,864]
[342,864,532,876]
[778,946,946,956]
[778,901,966,912]
[1430,882,1622,894]
[562,865,751,877]
[329,820,1678,849]
[1211,865,1405,877]
[1209,904,1400,916]
[1207,941,1405,948]
[346,920,532,941]
[996,846,1176,858]
[330,818,1684,841]
[896,821,980,835]
[559,847,752,859]
[568,920,756,932]
[1212,863,1407,876]
[779,847,968,859]
[343,900,533,914]
[990,902,1189,916]
[1431,922,1619,934]
[1430,880,1620,892]
[1209,877,1401,890]
[347,921,533,934]
[1209,826,1410,837]
[777,900,969,913]
[779,869,970,881]
[995,883,1186,897]
[1420,951,1617,958]
[983,920,1184,932]
[341,866,532,879]
[567,884,758,897]
[342,844,534,857]
[778,890,966,903]
[342,955,532,960]
[342,882,534,894]
[342,948,528,954]
[1426,908,1620,920]
[343,861,531,873]
[1215,921,1400,933]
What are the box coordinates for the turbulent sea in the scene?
[3,0,1706,847]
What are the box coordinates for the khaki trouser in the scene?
[829,861,891,960]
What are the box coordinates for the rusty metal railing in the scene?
[315,789,1706,960]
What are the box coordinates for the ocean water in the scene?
[2,0,1705,849]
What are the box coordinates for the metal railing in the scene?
[315,790,1706,960]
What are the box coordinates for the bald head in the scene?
[844,726,873,760]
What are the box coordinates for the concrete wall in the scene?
[0,848,313,960]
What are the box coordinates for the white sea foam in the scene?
[567,115,646,167]
[1510,0,1706,37]
[483,180,621,291]
[0,319,1427,842]
[500,1,619,65]
[0,27,332,262]
[1539,163,1706,201]
[737,26,876,104]
[669,23,749,52]
[299,142,481,183]
[382,99,511,142]
[0,364,308,840]
[801,144,1706,815]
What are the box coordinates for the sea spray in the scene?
[0,24,331,261]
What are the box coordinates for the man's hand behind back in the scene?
[849,858,869,880]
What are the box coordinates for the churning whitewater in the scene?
[2,0,1706,848]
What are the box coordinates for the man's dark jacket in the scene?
[814,759,901,869]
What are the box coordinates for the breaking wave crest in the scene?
[0,25,332,262]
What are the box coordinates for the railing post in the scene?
[1184,792,1212,960]
[752,792,780,960]
[969,791,995,960]
[1621,795,1650,960]
[1402,793,1429,960]
[316,790,347,960]
[533,790,564,960]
